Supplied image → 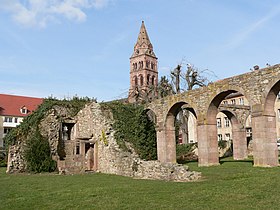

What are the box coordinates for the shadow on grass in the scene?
[219,156,254,165]
[178,156,255,165]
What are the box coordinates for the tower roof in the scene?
[131,21,156,58]
[136,21,152,47]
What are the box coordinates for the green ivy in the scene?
[102,102,157,160]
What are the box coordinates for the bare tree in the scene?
[171,61,217,144]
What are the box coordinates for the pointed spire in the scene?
[131,21,156,58]
[136,21,152,46]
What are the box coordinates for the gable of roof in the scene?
[0,94,43,117]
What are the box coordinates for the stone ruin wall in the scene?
[6,102,201,182]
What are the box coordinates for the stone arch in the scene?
[219,109,248,160]
[263,80,280,115]
[163,101,197,163]
[144,108,157,124]
[198,88,250,166]
[252,79,280,167]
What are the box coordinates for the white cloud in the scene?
[0,0,110,28]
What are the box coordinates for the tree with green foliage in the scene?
[24,129,57,173]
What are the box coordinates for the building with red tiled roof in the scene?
[0,94,43,148]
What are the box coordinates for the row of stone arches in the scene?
[147,78,280,167]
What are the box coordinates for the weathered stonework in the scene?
[7,102,201,182]
[148,64,280,167]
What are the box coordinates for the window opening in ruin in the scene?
[85,143,94,155]
[62,123,75,140]
[76,143,80,155]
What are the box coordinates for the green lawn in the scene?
[1,159,280,210]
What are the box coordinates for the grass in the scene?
[1,158,280,210]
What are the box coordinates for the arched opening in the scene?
[140,75,144,86]
[200,90,250,166]
[245,114,253,155]
[253,80,280,166]
[163,102,197,163]
[134,76,138,86]
[147,74,150,85]
[217,110,248,161]
[151,76,155,86]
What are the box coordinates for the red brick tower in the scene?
[128,21,158,103]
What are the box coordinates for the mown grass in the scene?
[1,158,280,210]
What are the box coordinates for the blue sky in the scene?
[1,0,280,101]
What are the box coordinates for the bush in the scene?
[24,129,57,173]
[176,143,198,163]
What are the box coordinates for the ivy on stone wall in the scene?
[102,102,157,160]
[4,97,92,172]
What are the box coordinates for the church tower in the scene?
[128,21,158,103]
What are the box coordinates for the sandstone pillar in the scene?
[252,114,278,167]
[165,127,176,163]
[156,126,166,162]
[197,123,219,166]
[232,127,248,160]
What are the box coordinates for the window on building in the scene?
[4,127,12,137]
[246,127,252,137]
[277,92,280,100]
[225,133,230,140]
[146,61,150,68]
[14,118,18,123]
[223,101,228,105]
[278,109,280,119]
[20,107,28,114]
[218,134,223,141]
[239,98,244,105]
[147,75,150,85]
[134,76,138,86]
[231,99,236,104]
[224,117,230,127]
[217,118,222,128]
[151,62,154,70]
[4,117,12,123]
[151,76,155,86]
[140,75,144,86]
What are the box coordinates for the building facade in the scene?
[128,21,158,103]
[0,94,43,149]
